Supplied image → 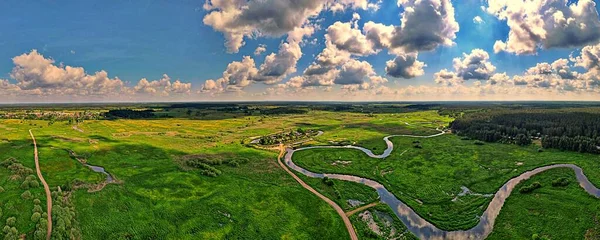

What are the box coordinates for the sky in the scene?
[1,0,600,102]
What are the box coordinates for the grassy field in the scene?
[488,168,600,239]
[1,106,598,239]
[293,128,600,231]
[0,109,436,239]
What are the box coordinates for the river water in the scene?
[284,132,600,240]
[85,164,114,183]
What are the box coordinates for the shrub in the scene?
[1,158,18,167]
[31,212,41,222]
[537,148,544,152]
[322,177,335,186]
[228,160,240,167]
[20,180,30,190]
[6,217,16,226]
[33,199,41,205]
[460,136,471,140]
[29,180,40,188]
[413,143,423,149]
[33,205,43,213]
[0,186,4,193]
[21,190,32,199]
[552,177,570,187]
[474,140,485,145]
[519,182,542,194]
[412,140,421,144]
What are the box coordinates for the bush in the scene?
[537,148,544,152]
[33,205,43,213]
[552,177,570,187]
[0,186,4,193]
[29,180,40,188]
[6,217,16,226]
[322,177,335,186]
[31,212,41,222]
[413,143,423,149]
[20,180,30,189]
[474,140,485,145]
[33,199,41,205]
[519,181,542,194]
[21,190,32,199]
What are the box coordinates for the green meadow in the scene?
[0,107,598,239]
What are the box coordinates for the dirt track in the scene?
[276,144,358,240]
[29,130,52,240]
[346,202,379,217]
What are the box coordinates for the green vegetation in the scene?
[293,133,600,230]
[450,107,600,153]
[488,168,600,240]
[257,128,320,145]
[0,102,598,239]
[297,174,379,211]
[518,181,542,194]
[350,204,417,240]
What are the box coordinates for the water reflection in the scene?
[285,133,600,240]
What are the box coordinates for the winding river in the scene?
[284,131,600,240]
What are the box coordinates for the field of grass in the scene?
[488,168,600,239]
[293,130,600,231]
[1,105,598,239]
[0,109,437,239]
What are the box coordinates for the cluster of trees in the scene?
[258,128,318,145]
[183,155,248,177]
[2,158,34,180]
[21,175,40,189]
[451,109,600,153]
[51,189,81,240]
[0,110,100,122]
[104,109,156,119]
[3,217,19,240]
[551,177,570,187]
[31,198,48,240]
[519,181,542,194]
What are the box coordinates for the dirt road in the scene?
[29,130,52,240]
[346,202,379,217]
[276,144,358,240]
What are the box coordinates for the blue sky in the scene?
[1,0,599,102]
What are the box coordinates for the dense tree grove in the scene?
[450,109,600,153]
[50,189,81,240]
[104,109,156,119]
[181,155,248,177]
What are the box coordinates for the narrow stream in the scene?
[85,164,114,183]
[284,132,600,240]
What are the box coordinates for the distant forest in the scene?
[104,109,156,119]
[450,109,600,154]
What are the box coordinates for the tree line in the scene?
[450,109,600,154]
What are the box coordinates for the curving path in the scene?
[29,130,52,240]
[284,131,600,240]
[276,144,358,240]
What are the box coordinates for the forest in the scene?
[450,108,600,153]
